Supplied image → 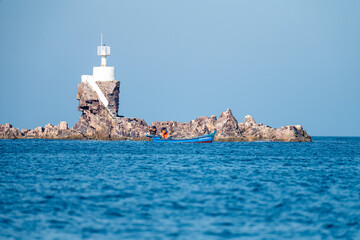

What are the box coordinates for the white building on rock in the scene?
[81,34,116,82]
[81,34,118,117]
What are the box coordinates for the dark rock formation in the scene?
[0,80,311,142]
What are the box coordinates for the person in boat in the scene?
[161,127,168,139]
[149,126,157,136]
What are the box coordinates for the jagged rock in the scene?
[0,123,20,139]
[20,129,30,136]
[111,117,148,140]
[73,81,148,140]
[74,81,118,139]
[97,81,119,115]
[215,109,241,139]
[245,115,255,124]
[244,115,255,123]
[0,121,84,140]
[235,115,311,142]
[151,115,217,139]
[24,130,37,138]
[42,124,57,138]
[34,127,44,137]
[148,109,311,142]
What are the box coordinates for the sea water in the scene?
[0,137,359,239]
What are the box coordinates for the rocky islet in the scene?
[1,81,311,142]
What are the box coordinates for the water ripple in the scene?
[0,137,359,239]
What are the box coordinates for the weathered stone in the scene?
[73,81,149,140]
[58,121,68,130]
[20,129,30,136]
[245,115,255,123]
[0,123,20,139]
[34,127,44,137]
[25,130,37,138]
[74,81,118,138]
[215,109,241,139]
[147,109,311,142]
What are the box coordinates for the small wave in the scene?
[103,208,124,218]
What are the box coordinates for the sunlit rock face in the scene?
[0,122,84,140]
[0,123,20,139]
[151,109,311,142]
[73,80,148,140]
[73,81,117,139]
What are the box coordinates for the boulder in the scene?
[58,121,68,130]
[215,109,241,139]
[0,123,20,139]
[20,129,30,136]
[34,127,44,137]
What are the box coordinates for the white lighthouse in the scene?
[98,33,110,67]
[81,34,118,113]
[82,34,116,82]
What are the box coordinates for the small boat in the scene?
[147,130,216,143]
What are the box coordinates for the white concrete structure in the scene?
[81,75,109,107]
[98,45,110,67]
[81,34,116,83]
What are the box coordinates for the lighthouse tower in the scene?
[81,34,118,117]
[81,34,116,83]
[92,34,115,81]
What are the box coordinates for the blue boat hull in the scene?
[148,130,216,143]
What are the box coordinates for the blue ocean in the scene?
[1,137,359,239]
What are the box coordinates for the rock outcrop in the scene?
[0,81,311,142]
[0,122,84,140]
[73,81,148,140]
[151,109,311,142]
[0,123,21,139]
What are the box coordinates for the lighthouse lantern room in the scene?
[82,34,115,82]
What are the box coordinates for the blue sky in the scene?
[0,0,359,136]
